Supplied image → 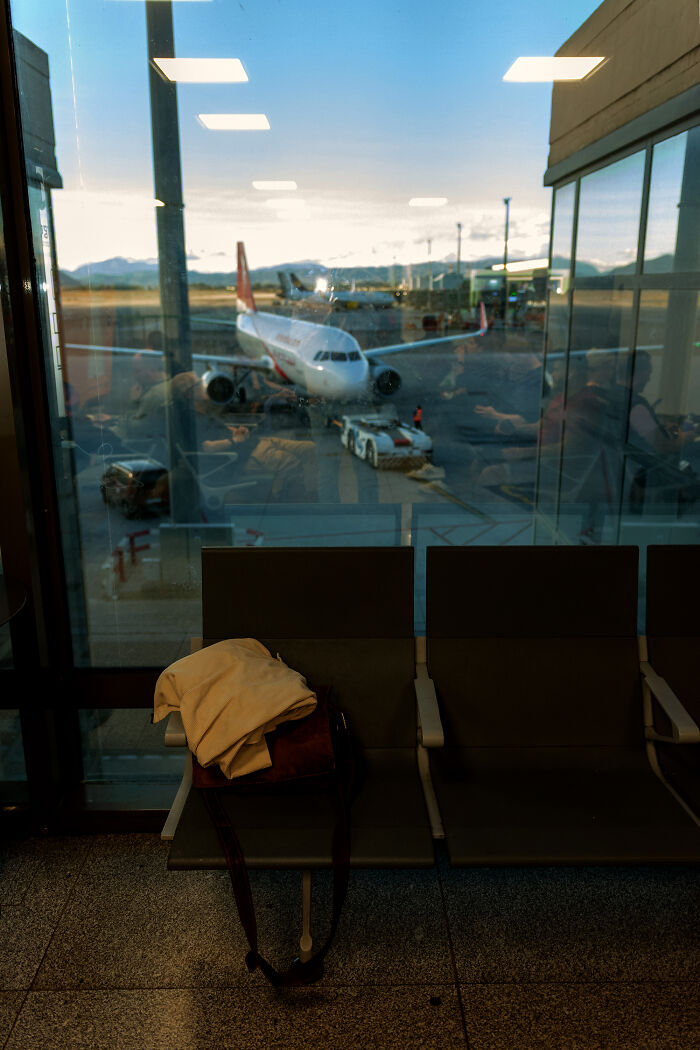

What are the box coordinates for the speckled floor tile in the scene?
[5,986,465,1050]
[0,836,91,906]
[440,864,700,983]
[0,992,25,1044]
[34,834,453,989]
[70,833,174,883]
[308,868,454,986]
[461,982,700,1049]
[0,838,91,990]
[0,904,64,990]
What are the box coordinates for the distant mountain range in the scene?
[58,252,616,290]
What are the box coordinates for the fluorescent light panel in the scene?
[198,114,270,130]
[153,58,247,83]
[409,197,448,208]
[253,180,297,191]
[503,56,604,82]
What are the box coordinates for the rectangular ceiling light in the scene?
[409,197,448,208]
[503,56,604,81]
[198,114,270,130]
[153,58,248,83]
[253,180,298,191]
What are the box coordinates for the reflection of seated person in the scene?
[63,381,127,471]
[134,371,318,500]
[628,351,696,454]
[626,350,698,508]
[474,357,572,445]
[439,339,481,400]
[129,331,166,408]
[474,358,582,483]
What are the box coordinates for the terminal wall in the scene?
[548,0,700,167]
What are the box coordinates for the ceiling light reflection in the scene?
[503,57,604,82]
[198,114,270,130]
[253,180,298,191]
[153,58,248,83]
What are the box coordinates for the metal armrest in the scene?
[641,660,700,744]
[414,637,444,748]
[165,711,187,748]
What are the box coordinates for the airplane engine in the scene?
[371,364,402,397]
[201,369,237,405]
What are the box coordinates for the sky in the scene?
[11,0,603,272]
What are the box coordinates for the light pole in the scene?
[456,221,462,315]
[427,237,432,308]
[502,197,511,326]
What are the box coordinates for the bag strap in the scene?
[201,776,350,987]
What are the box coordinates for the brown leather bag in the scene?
[192,687,354,986]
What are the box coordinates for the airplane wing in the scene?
[364,302,488,360]
[65,342,275,374]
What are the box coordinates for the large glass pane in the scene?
[644,127,700,273]
[620,289,700,520]
[554,288,634,543]
[11,0,604,678]
[575,152,645,276]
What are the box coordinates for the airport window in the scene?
[644,127,700,274]
[2,0,699,801]
[536,128,700,559]
[574,152,646,276]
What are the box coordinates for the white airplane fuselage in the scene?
[237,310,371,400]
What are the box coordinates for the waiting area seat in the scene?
[645,544,700,819]
[168,546,436,871]
[424,545,700,866]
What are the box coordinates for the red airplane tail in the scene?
[236,241,257,313]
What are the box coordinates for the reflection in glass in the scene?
[551,181,576,277]
[0,711,27,783]
[575,152,645,275]
[644,128,700,274]
[622,290,700,517]
[80,709,184,783]
[554,289,634,541]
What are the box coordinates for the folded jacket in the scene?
[153,638,317,778]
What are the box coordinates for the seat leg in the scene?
[161,752,192,840]
[299,869,313,961]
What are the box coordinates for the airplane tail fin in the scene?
[290,272,309,293]
[277,270,300,300]
[236,242,257,313]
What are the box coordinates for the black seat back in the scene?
[201,546,415,748]
[646,544,700,724]
[425,546,642,748]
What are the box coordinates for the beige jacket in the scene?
[153,638,316,779]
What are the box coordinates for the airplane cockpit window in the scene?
[5,0,698,701]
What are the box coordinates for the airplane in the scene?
[228,241,488,400]
[277,269,397,310]
[66,242,488,406]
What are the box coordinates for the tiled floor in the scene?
[0,833,698,1048]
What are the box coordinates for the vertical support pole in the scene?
[299,868,313,961]
[145,1,198,522]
